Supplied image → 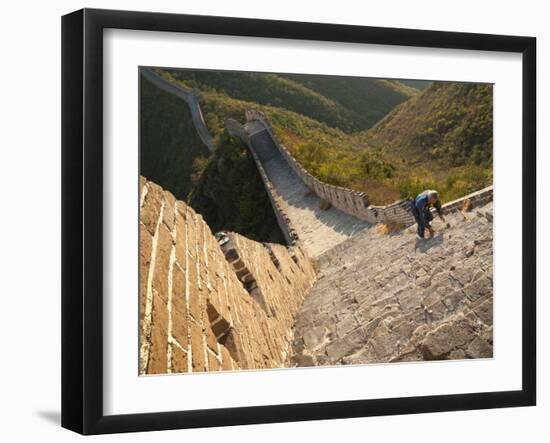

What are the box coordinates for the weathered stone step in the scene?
[247,129,370,258]
[291,202,493,366]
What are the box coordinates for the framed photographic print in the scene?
[61,8,536,435]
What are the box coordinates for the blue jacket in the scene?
[414,191,442,223]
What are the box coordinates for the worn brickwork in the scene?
[291,202,494,366]
[139,177,316,375]
[218,232,316,359]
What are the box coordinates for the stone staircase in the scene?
[291,202,494,366]
[246,125,370,258]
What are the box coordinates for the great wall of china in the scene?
[141,68,215,152]
[139,71,494,374]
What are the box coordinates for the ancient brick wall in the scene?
[243,109,493,226]
[139,176,316,375]
[217,231,316,354]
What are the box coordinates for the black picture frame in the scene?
[61,8,536,435]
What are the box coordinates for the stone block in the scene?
[140,182,164,236]
[171,346,188,373]
[174,210,188,266]
[450,265,476,286]
[335,315,357,338]
[325,338,355,362]
[171,265,188,348]
[396,287,421,311]
[152,224,173,304]
[472,297,493,326]
[369,332,400,360]
[206,322,220,353]
[148,292,168,374]
[211,317,231,342]
[463,276,493,301]
[190,322,206,372]
[208,351,220,371]
[218,347,232,371]
[441,289,467,313]
[292,354,315,367]
[449,349,467,360]
[139,224,152,325]
[303,326,327,349]
[188,260,202,323]
[185,214,198,260]
[466,336,493,358]
[421,318,476,360]
[162,191,176,231]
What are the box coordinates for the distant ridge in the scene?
[363,81,493,168]
[282,73,423,130]
[160,68,421,132]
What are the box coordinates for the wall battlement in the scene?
[139,177,316,375]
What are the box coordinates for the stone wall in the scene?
[141,68,215,152]
[226,118,299,245]
[243,109,493,226]
[439,186,494,213]
[139,176,316,375]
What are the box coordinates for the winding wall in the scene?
[228,119,370,258]
[244,109,493,226]
[228,109,493,258]
[226,119,301,246]
[140,68,215,152]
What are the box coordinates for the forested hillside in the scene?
[154,69,413,204]
[160,69,423,132]
[163,69,357,132]
[140,71,284,242]
[398,79,432,90]
[364,82,493,168]
[282,73,424,130]
[188,135,285,243]
[361,81,493,201]
[140,75,209,200]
